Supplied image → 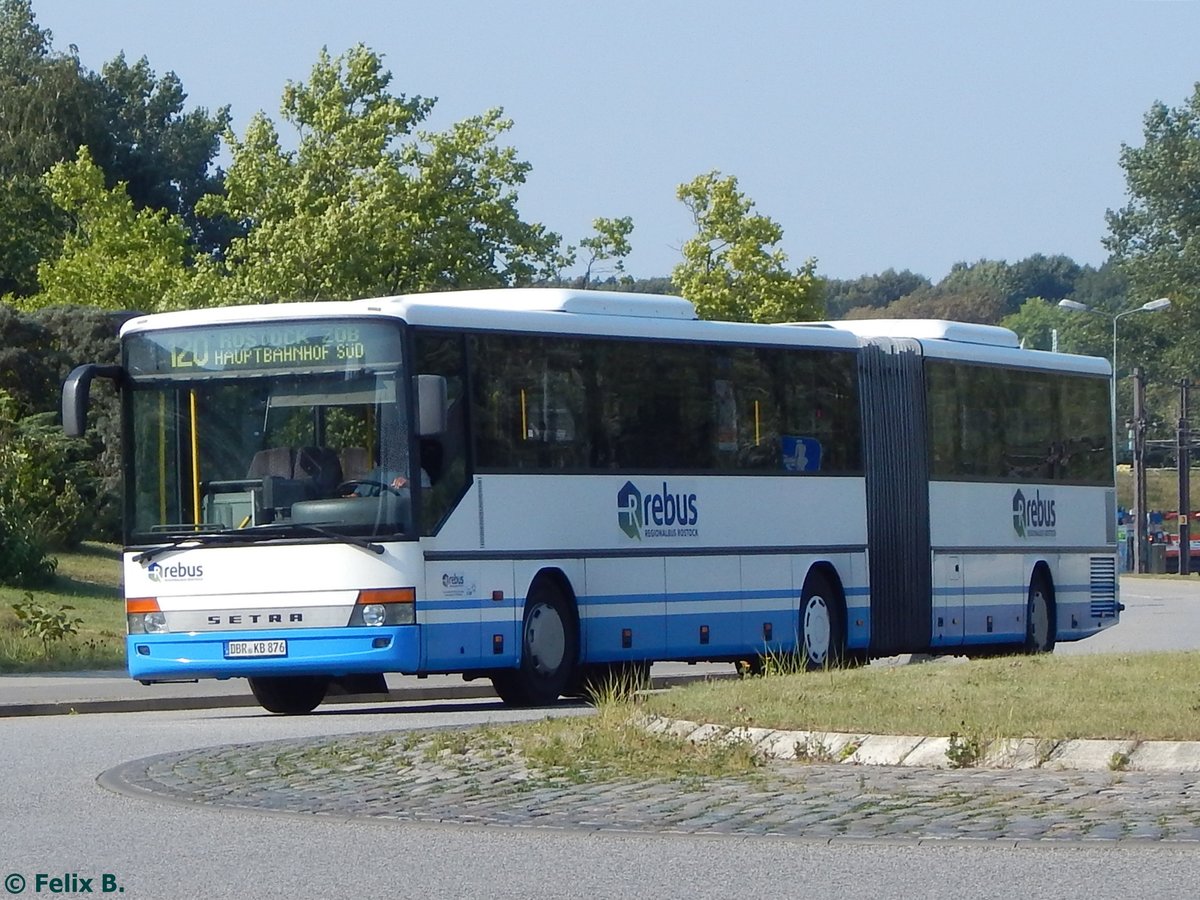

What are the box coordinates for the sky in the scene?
[28,0,1200,283]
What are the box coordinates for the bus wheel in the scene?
[1024,572,1056,654]
[248,675,329,714]
[492,581,579,707]
[799,571,846,671]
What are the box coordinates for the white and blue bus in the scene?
[63,289,1120,713]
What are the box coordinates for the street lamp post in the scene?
[1057,297,1171,572]
[1057,297,1171,455]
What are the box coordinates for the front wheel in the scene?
[799,571,847,670]
[492,581,579,707]
[248,675,329,714]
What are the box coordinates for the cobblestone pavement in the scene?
[100,730,1200,845]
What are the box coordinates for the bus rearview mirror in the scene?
[415,374,448,436]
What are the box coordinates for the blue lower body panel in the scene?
[127,626,421,681]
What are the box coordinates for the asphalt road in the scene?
[1,575,1198,898]
[1056,575,1200,654]
[2,701,1198,900]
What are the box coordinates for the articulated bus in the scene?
[62,289,1120,713]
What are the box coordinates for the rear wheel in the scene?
[799,571,846,670]
[1024,571,1056,654]
[248,675,329,714]
[492,580,579,707]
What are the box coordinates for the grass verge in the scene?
[0,542,124,672]
[641,651,1200,742]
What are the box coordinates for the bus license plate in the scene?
[225,639,287,659]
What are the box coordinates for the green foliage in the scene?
[575,216,635,287]
[0,302,59,415]
[0,517,55,587]
[1104,85,1200,381]
[0,389,92,553]
[196,44,563,303]
[10,592,80,652]
[1000,298,1077,352]
[95,53,231,250]
[839,256,1096,326]
[21,147,193,312]
[0,0,103,182]
[946,728,986,769]
[673,170,821,323]
[845,279,1007,323]
[0,175,65,297]
[0,1,227,297]
[823,268,930,318]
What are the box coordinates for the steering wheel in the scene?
[337,479,406,498]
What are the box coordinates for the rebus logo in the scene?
[146,561,204,582]
[616,480,699,540]
[1012,488,1056,539]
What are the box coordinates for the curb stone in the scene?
[642,715,1200,773]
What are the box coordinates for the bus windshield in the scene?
[124,320,415,542]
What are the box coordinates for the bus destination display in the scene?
[126,321,402,376]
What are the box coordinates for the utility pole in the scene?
[1133,367,1149,574]
[1180,379,1192,576]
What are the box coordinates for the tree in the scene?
[0,1,228,293]
[196,45,564,303]
[1001,297,1095,353]
[0,302,59,415]
[1104,84,1200,379]
[576,216,634,287]
[0,0,100,296]
[35,304,131,541]
[95,53,232,252]
[846,283,1007,324]
[672,171,821,322]
[1008,254,1082,307]
[22,147,193,313]
[823,269,930,318]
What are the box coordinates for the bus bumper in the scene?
[126,626,421,681]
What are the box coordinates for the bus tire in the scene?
[248,675,329,714]
[1024,570,1056,654]
[491,580,579,707]
[799,570,846,671]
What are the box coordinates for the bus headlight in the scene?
[129,611,168,635]
[126,598,167,635]
[351,587,416,626]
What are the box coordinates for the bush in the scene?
[10,593,80,652]
[0,387,93,584]
[0,392,93,550]
[0,515,56,587]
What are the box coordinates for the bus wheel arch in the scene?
[491,568,580,707]
[1024,563,1057,654]
[798,564,848,670]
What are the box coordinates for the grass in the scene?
[1120,465,1200,512]
[641,651,1200,742]
[0,542,125,672]
[288,650,1200,783]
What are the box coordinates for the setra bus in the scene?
[62,289,1120,713]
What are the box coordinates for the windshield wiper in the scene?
[132,532,248,563]
[273,522,385,555]
[132,522,385,563]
